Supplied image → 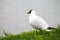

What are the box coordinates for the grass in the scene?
[0,25,60,40]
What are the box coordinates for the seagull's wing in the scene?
[34,16,49,30]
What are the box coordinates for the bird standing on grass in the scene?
[27,9,56,31]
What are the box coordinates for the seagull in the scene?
[27,9,56,31]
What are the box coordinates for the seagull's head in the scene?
[27,9,36,15]
[27,9,33,14]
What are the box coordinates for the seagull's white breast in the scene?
[29,15,49,30]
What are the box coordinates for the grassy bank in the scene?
[0,25,60,40]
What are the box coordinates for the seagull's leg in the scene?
[39,29,43,34]
[39,29,42,32]
[34,29,38,33]
[35,30,41,35]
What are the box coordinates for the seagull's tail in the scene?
[47,27,56,30]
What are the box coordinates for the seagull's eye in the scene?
[28,9,33,14]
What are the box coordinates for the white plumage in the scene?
[27,9,55,31]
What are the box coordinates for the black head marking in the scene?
[28,9,33,14]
